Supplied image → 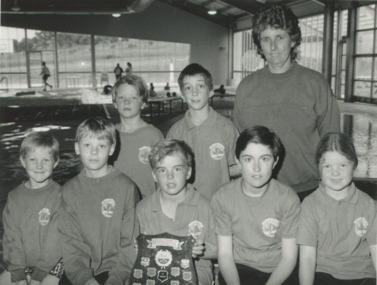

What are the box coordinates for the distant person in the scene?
[211,126,300,285]
[167,63,240,199]
[233,4,340,197]
[136,139,217,284]
[0,132,63,285]
[113,63,124,81]
[164,82,170,91]
[297,132,377,285]
[126,62,133,75]
[40,61,52,91]
[112,75,164,198]
[58,117,139,285]
[149,82,157,97]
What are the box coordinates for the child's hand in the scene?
[40,274,60,285]
[192,239,205,258]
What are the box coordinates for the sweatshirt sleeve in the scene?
[58,187,93,285]
[315,77,341,137]
[106,182,140,285]
[2,194,27,282]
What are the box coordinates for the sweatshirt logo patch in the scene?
[209,143,225,160]
[354,217,368,237]
[139,146,152,164]
[101,198,115,218]
[261,218,280,238]
[38,208,51,226]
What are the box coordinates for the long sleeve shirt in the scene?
[3,180,62,282]
[58,167,139,285]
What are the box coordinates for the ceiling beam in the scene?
[219,0,264,15]
[158,0,230,27]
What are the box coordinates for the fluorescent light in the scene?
[208,10,217,15]
[112,13,121,17]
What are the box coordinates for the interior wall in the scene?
[1,1,230,86]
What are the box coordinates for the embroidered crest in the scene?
[261,218,280,237]
[171,281,180,285]
[188,220,204,240]
[38,208,50,226]
[354,217,368,237]
[209,143,225,160]
[146,280,155,285]
[101,198,115,218]
[155,250,173,267]
[139,146,152,164]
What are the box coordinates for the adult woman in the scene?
[233,4,340,195]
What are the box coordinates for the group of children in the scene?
[0,63,376,285]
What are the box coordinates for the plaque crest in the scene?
[141,257,150,267]
[182,272,192,281]
[129,232,197,284]
[180,259,190,269]
[171,267,180,277]
[157,270,169,282]
[155,250,173,267]
[134,269,143,279]
[147,268,157,277]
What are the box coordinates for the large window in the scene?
[57,32,92,88]
[0,27,27,89]
[0,26,190,90]
[332,10,348,99]
[232,30,263,85]
[232,14,326,85]
[95,36,190,86]
[299,15,324,72]
[26,29,56,88]
[353,4,377,102]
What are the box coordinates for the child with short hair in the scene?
[112,75,164,198]
[297,132,377,285]
[58,117,139,285]
[0,132,63,285]
[136,139,217,285]
[211,126,300,285]
[167,63,239,199]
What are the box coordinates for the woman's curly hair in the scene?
[252,4,302,61]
